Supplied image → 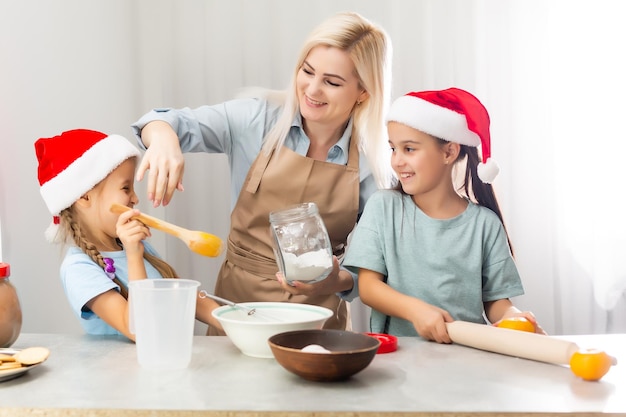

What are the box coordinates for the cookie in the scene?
[0,361,22,370]
[0,353,17,362]
[13,346,50,366]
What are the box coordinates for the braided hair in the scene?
[58,208,179,299]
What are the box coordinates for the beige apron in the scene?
[207,136,360,335]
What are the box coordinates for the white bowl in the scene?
[212,302,333,358]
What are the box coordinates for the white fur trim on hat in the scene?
[386,95,481,147]
[39,134,140,216]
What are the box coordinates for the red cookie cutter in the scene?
[365,332,398,354]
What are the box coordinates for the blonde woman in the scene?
[131,12,393,333]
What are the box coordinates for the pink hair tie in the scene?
[103,258,116,280]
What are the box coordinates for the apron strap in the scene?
[245,149,274,194]
[246,132,357,195]
[346,133,359,170]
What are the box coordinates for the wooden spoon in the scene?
[110,203,223,258]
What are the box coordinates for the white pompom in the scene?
[44,222,61,243]
[477,158,500,184]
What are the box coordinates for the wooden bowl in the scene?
[268,329,380,382]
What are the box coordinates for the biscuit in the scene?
[0,361,22,370]
[13,346,50,366]
[0,353,17,362]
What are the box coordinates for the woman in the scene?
[131,11,393,333]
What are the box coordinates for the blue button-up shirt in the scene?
[131,97,376,300]
[131,98,376,214]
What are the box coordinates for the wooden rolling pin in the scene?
[446,320,578,365]
[446,320,617,381]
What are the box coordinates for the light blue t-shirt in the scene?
[131,98,375,301]
[343,190,524,337]
[60,241,164,335]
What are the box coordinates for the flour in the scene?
[283,249,333,282]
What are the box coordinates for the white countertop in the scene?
[0,332,624,416]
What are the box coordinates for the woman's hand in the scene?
[276,256,352,297]
[135,121,185,207]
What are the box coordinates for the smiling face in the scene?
[74,158,139,249]
[388,122,454,198]
[296,45,367,132]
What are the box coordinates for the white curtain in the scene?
[503,1,626,334]
[543,2,626,333]
[1,0,624,335]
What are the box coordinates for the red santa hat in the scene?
[386,87,499,183]
[35,129,141,242]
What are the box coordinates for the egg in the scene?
[301,344,331,354]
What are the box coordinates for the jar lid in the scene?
[0,263,10,279]
[365,332,398,354]
[269,202,319,223]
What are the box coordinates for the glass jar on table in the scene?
[0,263,22,348]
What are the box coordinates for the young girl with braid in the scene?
[35,129,221,340]
[344,88,545,342]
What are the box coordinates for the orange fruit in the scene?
[569,349,614,381]
[496,317,536,333]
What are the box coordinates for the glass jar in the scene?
[269,202,333,284]
[0,263,22,348]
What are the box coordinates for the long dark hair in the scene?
[393,140,514,255]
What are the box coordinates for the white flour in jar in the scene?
[283,249,333,282]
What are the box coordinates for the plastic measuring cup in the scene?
[129,279,199,370]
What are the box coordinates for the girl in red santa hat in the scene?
[344,88,545,342]
[35,129,222,340]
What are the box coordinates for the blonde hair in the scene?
[260,11,393,188]
[57,204,177,300]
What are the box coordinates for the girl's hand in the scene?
[135,121,185,207]
[276,256,351,296]
[116,209,151,257]
[407,301,455,344]
[492,310,548,335]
